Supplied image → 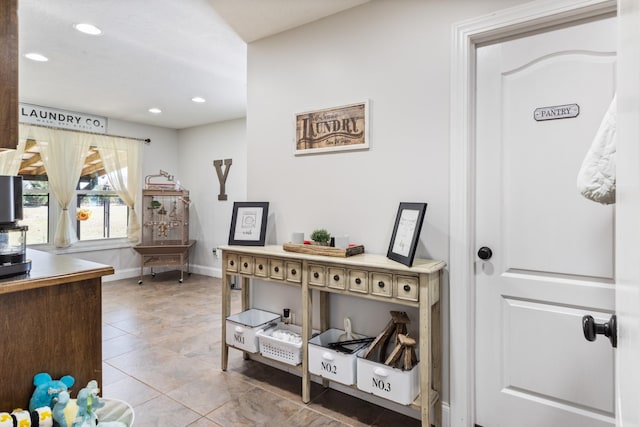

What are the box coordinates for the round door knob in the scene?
[313,272,319,279]
[403,284,411,292]
[355,278,362,285]
[333,275,340,281]
[583,314,617,348]
[477,246,493,260]
[243,262,248,268]
[291,269,297,275]
[274,266,279,273]
[230,260,234,266]
[258,264,263,270]
[378,281,385,288]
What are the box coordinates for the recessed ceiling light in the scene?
[74,23,102,35]
[148,108,162,114]
[191,97,206,103]
[25,53,49,62]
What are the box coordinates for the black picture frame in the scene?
[386,202,428,267]
[228,201,269,246]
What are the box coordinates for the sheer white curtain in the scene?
[21,125,91,247]
[0,126,27,175]
[95,136,142,242]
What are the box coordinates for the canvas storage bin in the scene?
[226,309,281,353]
[356,351,420,405]
[308,328,370,386]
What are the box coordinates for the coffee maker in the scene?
[0,175,31,278]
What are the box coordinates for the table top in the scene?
[0,249,114,295]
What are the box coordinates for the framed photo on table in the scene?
[386,202,428,267]
[228,202,269,246]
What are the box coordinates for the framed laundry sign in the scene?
[294,101,369,155]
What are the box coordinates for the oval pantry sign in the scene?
[533,103,580,121]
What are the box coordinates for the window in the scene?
[22,177,49,245]
[76,176,128,240]
[18,141,128,245]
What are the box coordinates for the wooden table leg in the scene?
[242,276,251,360]
[419,273,433,427]
[221,269,231,371]
[302,276,312,402]
[432,299,442,427]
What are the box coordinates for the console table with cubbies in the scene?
[219,245,445,427]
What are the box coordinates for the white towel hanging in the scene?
[577,94,616,204]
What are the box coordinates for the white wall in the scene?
[176,118,247,276]
[245,0,531,411]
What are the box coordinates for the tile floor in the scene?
[101,271,422,426]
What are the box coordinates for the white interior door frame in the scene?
[449,1,617,426]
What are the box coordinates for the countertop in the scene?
[0,249,114,295]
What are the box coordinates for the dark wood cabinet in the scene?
[0,0,18,149]
[0,250,114,409]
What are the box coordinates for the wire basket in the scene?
[257,323,303,366]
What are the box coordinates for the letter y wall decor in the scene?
[213,158,232,200]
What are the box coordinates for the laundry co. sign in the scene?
[19,103,108,133]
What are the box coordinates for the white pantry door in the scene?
[475,17,617,427]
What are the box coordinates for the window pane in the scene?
[109,199,128,238]
[77,194,128,240]
[21,178,49,245]
[78,196,104,240]
[22,195,49,244]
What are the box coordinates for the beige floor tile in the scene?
[102,375,161,407]
[102,274,422,427]
[205,387,304,426]
[284,408,350,427]
[187,417,223,427]
[102,361,129,385]
[167,370,254,415]
[130,394,201,427]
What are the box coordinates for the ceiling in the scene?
[17,0,370,130]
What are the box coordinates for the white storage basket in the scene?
[257,323,303,365]
[226,309,281,353]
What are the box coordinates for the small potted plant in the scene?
[310,228,331,246]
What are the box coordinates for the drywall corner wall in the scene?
[177,118,247,277]
[246,0,532,411]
